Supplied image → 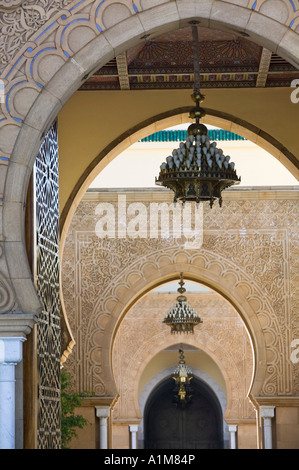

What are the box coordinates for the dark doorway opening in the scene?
[144,376,224,449]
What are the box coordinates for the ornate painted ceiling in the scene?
[81,26,298,90]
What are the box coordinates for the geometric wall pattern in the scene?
[61,188,299,419]
[112,289,256,423]
[85,26,298,90]
[34,121,61,449]
[1,0,299,133]
[0,0,298,449]
[0,0,299,248]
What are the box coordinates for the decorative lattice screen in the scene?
[34,121,61,449]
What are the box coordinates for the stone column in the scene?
[261,406,275,449]
[95,406,110,449]
[228,424,238,449]
[0,337,25,449]
[129,424,138,449]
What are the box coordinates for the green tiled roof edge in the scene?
[140,129,246,142]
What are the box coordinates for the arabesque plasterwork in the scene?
[0,0,299,137]
[112,290,256,421]
[0,0,298,76]
[0,1,298,330]
[61,191,299,420]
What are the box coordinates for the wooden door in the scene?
[144,377,223,449]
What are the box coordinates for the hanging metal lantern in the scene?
[155,25,241,208]
[163,274,202,334]
[172,348,193,406]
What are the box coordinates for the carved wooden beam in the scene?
[116,52,130,90]
[256,48,272,87]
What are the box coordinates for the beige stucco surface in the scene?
[61,186,299,448]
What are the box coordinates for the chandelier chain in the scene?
[192,25,201,95]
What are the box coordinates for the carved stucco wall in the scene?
[1,0,299,77]
[61,189,299,413]
[112,290,255,421]
[1,0,299,161]
[0,0,299,330]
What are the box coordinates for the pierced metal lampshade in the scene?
[163,274,202,334]
[155,25,241,208]
[172,348,193,406]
